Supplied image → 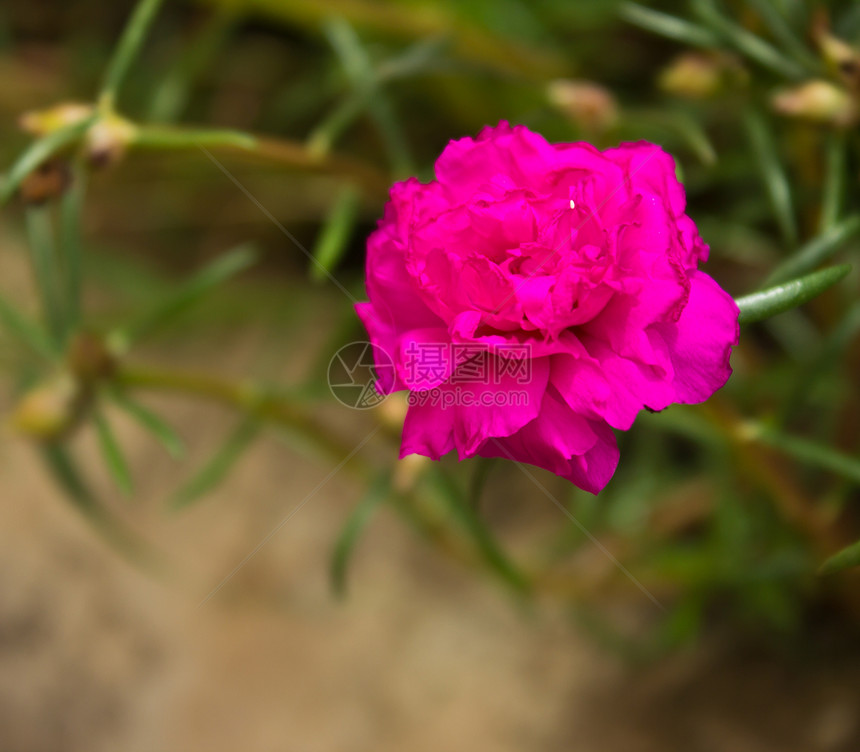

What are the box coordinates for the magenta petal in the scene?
[655,270,739,404]
[358,123,737,492]
[355,302,402,394]
[400,355,550,460]
[551,352,643,431]
[476,389,620,494]
[396,327,454,391]
[400,397,456,460]
[604,141,686,217]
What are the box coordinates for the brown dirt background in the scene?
[0,227,859,752]
[1,346,860,752]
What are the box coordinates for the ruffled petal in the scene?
[476,388,620,494]
[654,270,739,404]
[400,355,550,459]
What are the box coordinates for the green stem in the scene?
[322,18,413,177]
[744,107,797,248]
[25,206,64,347]
[132,124,390,196]
[147,9,236,123]
[99,0,168,110]
[820,132,846,234]
[744,0,820,74]
[59,164,87,338]
[0,116,95,206]
[690,0,806,79]
[115,363,353,460]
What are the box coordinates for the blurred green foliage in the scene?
[2,0,860,651]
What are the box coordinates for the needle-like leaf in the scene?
[310,184,360,282]
[744,108,797,248]
[765,216,860,286]
[110,388,184,458]
[94,407,134,497]
[619,3,720,48]
[820,539,860,575]
[330,472,390,597]
[171,418,260,509]
[735,264,851,324]
[0,116,95,206]
[116,244,257,348]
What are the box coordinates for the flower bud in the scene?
[85,113,136,169]
[658,52,745,99]
[67,331,116,385]
[771,80,858,127]
[376,392,408,434]
[815,28,860,90]
[18,159,72,205]
[393,453,430,494]
[9,374,84,441]
[547,80,618,133]
[18,102,93,137]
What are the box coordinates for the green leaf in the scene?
[751,422,860,485]
[736,264,851,324]
[0,291,55,359]
[109,388,184,458]
[430,468,529,593]
[0,116,95,206]
[619,3,720,48]
[40,443,100,517]
[330,472,389,597]
[691,0,806,79]
[820,132,846,234]
[94,407,134,497]
[318,18,413,176]
[744,108,797,248]
[25,206,64,346]
[40,443,155,565]
[468,456,497,509]
[780,301,860,424]
[627,108,717,166]
[377,36,448,82]
[310,184,360,282]
[765,215,860,286]
[116,244,257,348]
[99,0,168,108]
[743,0,819,73]
[147,10,236,123]
[171,418,260,509]
[59,165,87,335]
[820,539,860,575]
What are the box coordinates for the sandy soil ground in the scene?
[0,235,857,751]
[1,377,860,752]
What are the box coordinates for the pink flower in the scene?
[356,122,739,493]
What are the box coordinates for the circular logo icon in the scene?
[327,341,394,409]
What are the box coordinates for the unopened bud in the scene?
[658,52,745,99]
[67,331,116,385]
[393,453,430,494]
[18,102,93,137]
[9,374,84,441]
[376,392,408,434]
[86,113,136,169]
[815,28,860,90]
[18,159,72,205]
[547,80,618,132]
[772,80,858,127]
